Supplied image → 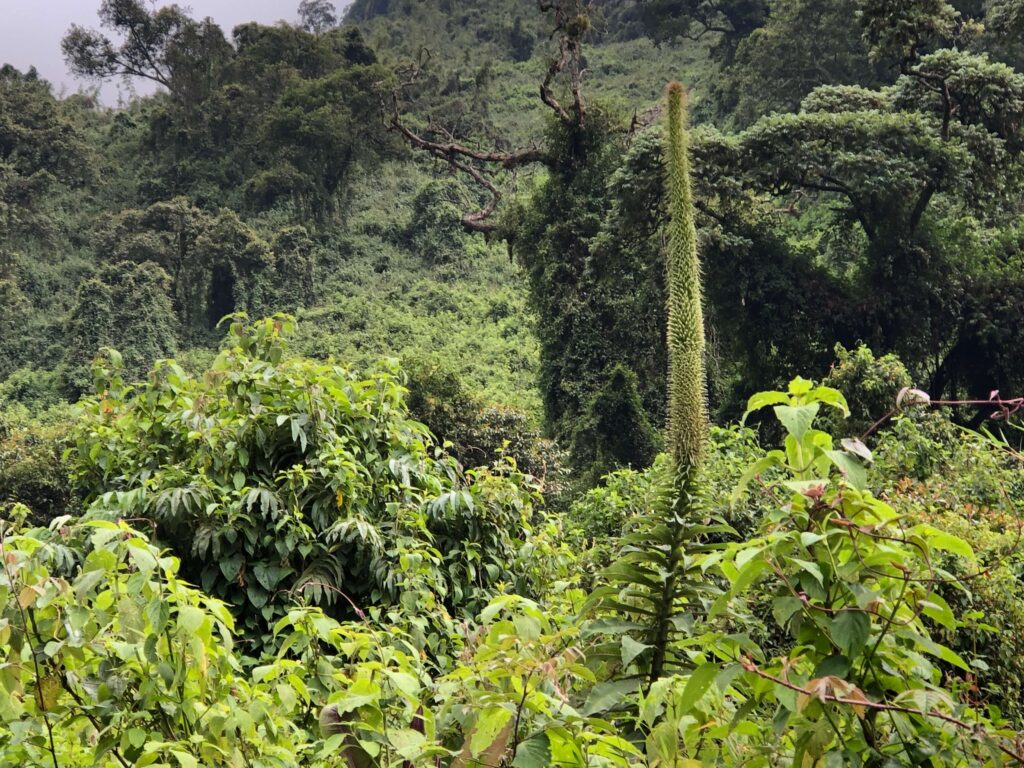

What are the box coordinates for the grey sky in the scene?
[1,0,351,103]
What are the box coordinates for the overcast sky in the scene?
[1,1,350,103]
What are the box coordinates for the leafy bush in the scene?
[569,425,762,547]
[60,262,178,399]
[0,406,77,526]
[0,368,63,412]
[403,356,565,491]
[695,380,1010,763]
[404,178,476,265]
[7,371,1024,767]
[874,412,1024,722]
[569,364,660,486]
[0,511,627,768]
[0,510,313,767]
[67,316,551,646]
[577,379,1024,764]
[821,343,913,437]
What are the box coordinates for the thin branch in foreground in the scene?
[739,657,1024,764]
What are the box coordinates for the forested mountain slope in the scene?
[5,0,1024,475]
[1,0,711,474]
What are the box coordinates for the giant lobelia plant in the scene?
[586,83,726,688]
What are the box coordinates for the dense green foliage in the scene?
[4,0,1024,764]
[67,317,554,647]
[6,351,1024,765]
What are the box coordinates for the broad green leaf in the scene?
[330,681,379,715]
[914,634,970,671]
[919,594,956,631]
[733,451,785,498]
[922,528,974,560]
[826,450,867,490]
[621,635,651,667]
[582,680,638,716]
[480,594,524,624]
[810,386,850,416]
[177,606,205,636]
[790,557,824,586]
[512,733,551,768]
[680,662,720,713]
[219,554,243,583]
[743,391,789,422]
[772,596,803,627]
[831,610,871,659]
[389,728,426,759]
[470,707,513,757]
[788,377,814,396]
[254,563,292,591]
[774,404,819,441]
[730,555,771,595]
[583,618,644,636]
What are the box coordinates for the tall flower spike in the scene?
[664,82,708,473]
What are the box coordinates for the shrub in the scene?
[577,378,1024,763]
[821,343,913,437]
[0,405,77,526]
[874,412,1024,723]
[569,364,660,486]
[405,178,473,265]
[0,511,313,767]
[0,368,63,411]
[0,512,620,768]
[403,356,566,493]
[67,316,552,647]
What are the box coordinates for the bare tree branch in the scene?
[384,0,593,234]
[385,86,549,233]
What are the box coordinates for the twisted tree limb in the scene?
[383,0,592,233]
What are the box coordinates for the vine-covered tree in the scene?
[390,0,668,476]
[61,262,178,397]
[0,67,92,275]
